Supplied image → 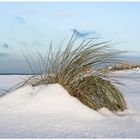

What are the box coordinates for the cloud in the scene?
[52,10,72,18]
[16,8,43,15]
[0,43,9,49]
[0,53,8,57]
[3,43,9,48]
[32,42,43,47]
[15,16,26,24]
[13,16,40,35]
[71,29,95,38]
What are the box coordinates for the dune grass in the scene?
[68,76,126,112]
[22,32,127,112]
[13,32,127,112]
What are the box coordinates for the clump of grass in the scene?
[67,76,126,112]
[19,32,127,112]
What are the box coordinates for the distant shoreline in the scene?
[0,73,38,75]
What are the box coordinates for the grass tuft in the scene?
[66,76,126,112]
[14,32,127,112]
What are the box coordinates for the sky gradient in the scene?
[0,2,140,73]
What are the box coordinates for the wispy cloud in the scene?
[15,7,44,16]
[15,16,26,24]
[0,43,9,49]
[71,29,95,38]
[14,16,41,35]
[32,42,43,47]
[0,53,8,57]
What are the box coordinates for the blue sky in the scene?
[0,2,140,73]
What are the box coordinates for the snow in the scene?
[0,70,140,138]
[0,75,28,94]
[0,84,102,119]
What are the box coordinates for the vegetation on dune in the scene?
[3,32,127,112]
[21,32,127,112]
[68,76,126,112]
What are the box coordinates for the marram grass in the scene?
[8,32,127,112]
[65,76,126,112]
